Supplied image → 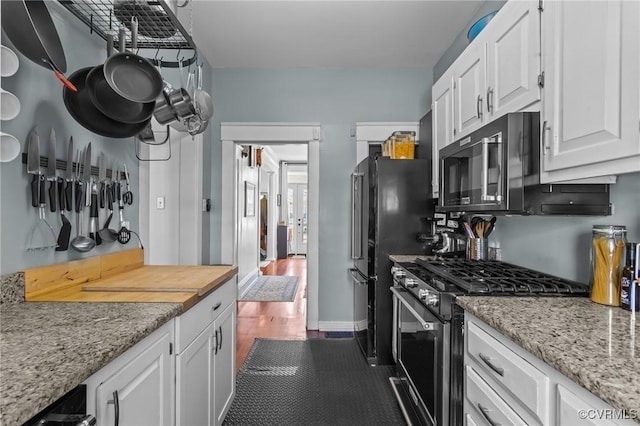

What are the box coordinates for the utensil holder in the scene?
[467,238,488,261]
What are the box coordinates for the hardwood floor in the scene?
[235,257,309,373]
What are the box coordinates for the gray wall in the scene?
[208,68,433,322]
[432,0,640,282]
[0,2,212,274]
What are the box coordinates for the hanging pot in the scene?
[85,30,155,124]
[101,18,163,103]
[0,0,76,91]
[63,67,150,138]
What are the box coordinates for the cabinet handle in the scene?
[214,329,219,355]
[218,325,223,351]
[486,87,493,113]
[478,352,504,376]
[107,390,120,426]
[542,120,551,152]
[477,95,483,119]
[477,403,502,426]
[212,301,222,311]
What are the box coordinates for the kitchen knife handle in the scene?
[75,182,83,213]
[100,182,106,208]
[39,175,46,206]
[57,178,65,211]
[90,192,102,245]
[65,181,73,211]
[48,180,56,212]
[31,175,39,207]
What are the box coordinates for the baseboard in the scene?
[318,321,356,332]
[238,269,259,290]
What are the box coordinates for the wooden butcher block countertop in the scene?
[24,249,238,310]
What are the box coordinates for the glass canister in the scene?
[590,225,627,306]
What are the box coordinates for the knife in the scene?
[27,127,44,208]
[47,128,57,213]
[98,152,106,208]
[75,148,84,213]
[64,136,74,212]
[83,142,92,208]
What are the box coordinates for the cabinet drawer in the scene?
[175,277,236,353]
[467,320,549,424]
[465,365,527,426]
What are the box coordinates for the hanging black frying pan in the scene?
[85,31,155,124]
[0,0,76,91]
[63,67,150,138]
[101,18,163,103]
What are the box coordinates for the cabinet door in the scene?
[432,73,455,197]
[212,303,236,426]
[454,42,487,138]
[542,0,640,174]
[96,331,173,426]
[176,325,213,426]
[485,0,541,119]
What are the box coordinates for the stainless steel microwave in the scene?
[438,112,611,215]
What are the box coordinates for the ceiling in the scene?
[261,144,308,164]
[182,1,484,69]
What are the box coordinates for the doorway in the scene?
[220,122,320,330]
[287,183,307,256]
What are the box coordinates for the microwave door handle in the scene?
[481,138,489,202]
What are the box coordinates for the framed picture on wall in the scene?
[245,181,256,217]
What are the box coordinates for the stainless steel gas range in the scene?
[389,258,589,426]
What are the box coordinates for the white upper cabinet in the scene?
[485,0,541,119]
[541,0,640,181]
[454,41,487,137]
[431,74,454,197]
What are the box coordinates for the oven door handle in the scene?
[390,287,436,331]
[349,268,368,286]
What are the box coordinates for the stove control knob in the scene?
[418,289,439,307]
[391,268,406,280]
[404,278,419,288]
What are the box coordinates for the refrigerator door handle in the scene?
[351,172,363,259]
[349,268,368,285]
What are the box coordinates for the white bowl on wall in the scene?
[0,88,20,120]
[0,132,21,162]
[1,45,19,77]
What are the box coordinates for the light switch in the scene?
[156,196,165,210]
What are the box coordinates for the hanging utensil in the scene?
[70,146,95,252]
[46,128,57,213]
[63,67,150,138]
[64,137,74,211]
[0,0,76,91]
[116,173,131,244]
[123,163,133,205]
[55,173,71,251]
[27,127,43,208]
[102,18,163,103]
[86,28,156,124]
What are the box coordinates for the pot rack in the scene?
[56,0,197,68]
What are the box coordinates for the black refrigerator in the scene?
[349,155,433,365]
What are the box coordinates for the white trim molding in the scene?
[318,321,358,332]
[220,122,321,330]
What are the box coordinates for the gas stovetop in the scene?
[414,258,589,296]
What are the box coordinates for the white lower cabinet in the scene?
[464,312,637,426]
[84,275,237,426]
[175,276,237,426]
[84,321,175,426]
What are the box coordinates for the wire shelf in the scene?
[57,0,197,67]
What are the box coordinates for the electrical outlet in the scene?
[434,213,446,226]
[447,220,459,229]
[156,196,165,210]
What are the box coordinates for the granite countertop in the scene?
[389,254,437,263]
[457,296,640,419]
[0,301,182,425]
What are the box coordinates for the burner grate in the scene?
[415,258,588,295]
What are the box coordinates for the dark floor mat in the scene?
[223,338,405,426]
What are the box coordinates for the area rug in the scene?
[223,339,403,425]
[239,275,299,302]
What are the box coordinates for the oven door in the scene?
[390,287,450,426]
[440,133,504,211]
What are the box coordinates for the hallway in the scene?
[235,257,308,372]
